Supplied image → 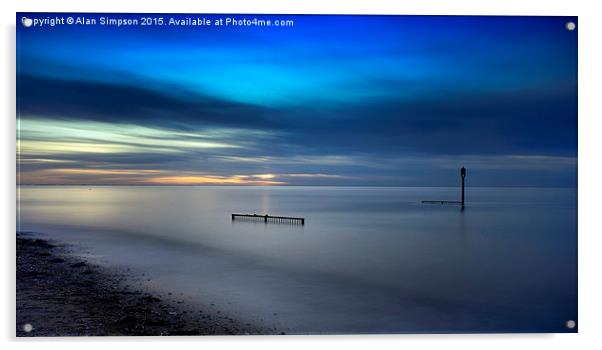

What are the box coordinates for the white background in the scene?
[2,0,601,349]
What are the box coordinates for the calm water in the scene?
[17,186,577,333]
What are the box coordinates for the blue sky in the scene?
[17,14,577,186]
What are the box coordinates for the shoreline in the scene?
[16,232,279,336]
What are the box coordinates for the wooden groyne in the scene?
[422,166,467,207]
[231,214,305,225]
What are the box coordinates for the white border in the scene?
[9,0,582,16]
[3,0,602,349]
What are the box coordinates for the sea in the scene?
[16,186,578,333]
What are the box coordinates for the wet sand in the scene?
[16,232,279,336]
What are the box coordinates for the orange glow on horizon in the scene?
[18,168,287,186]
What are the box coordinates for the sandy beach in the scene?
[16,232,279,336]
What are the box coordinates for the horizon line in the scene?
[15,184,577,189]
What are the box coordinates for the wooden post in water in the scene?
[421,167,466,208]
[460,166,466,207]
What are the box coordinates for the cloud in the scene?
[277,86,577,157]
[144,174,286,186]
[18,119,245,156]
[16,72,577,187]
[214,155,360,166]
[17,74,282,130]
[18,69,577,158]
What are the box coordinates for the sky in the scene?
[17,14,578,186]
